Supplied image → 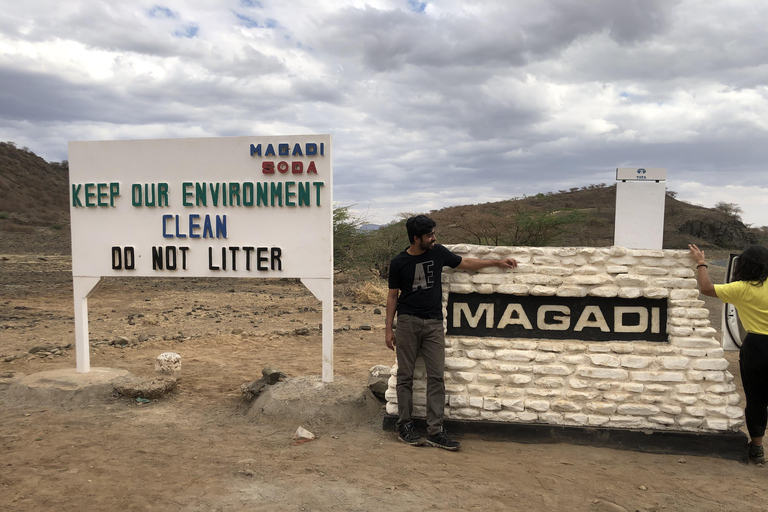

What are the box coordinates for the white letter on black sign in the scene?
[497,304,533,329]
[453,303,494,328]
[537,305,570,331]
[574,306,610,332]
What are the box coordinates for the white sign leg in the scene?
[73,276,102,373]
[301,278,334,382]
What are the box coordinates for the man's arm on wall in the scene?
[385,288,399,350]
[457,257,518,271]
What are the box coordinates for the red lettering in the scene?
[307,161,318,174]
[262,161,275,174]
[277,161,289,174]
[292,162,303,174]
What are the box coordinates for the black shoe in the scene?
[749,443,765,464]
[398,422,425,446]
[426,428,460,451]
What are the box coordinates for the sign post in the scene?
[614,167,667,250]
[68,135,335,380]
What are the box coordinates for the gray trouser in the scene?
[395,314,446,435]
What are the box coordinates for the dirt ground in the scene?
[1,229,765,512]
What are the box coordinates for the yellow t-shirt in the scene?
[714,280,768,335]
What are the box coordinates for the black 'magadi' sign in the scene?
[447,293,668,342]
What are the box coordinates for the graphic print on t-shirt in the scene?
[412,261,434,290]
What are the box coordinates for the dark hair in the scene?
[406,215,436,244]
[733,245,768,285]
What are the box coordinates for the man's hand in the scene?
[500,257,518,268]
[688,244,706,265]
[385,329,396,351]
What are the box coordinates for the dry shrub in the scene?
[353,280,388,305]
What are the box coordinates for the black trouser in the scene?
[395,314,446,436]
[739,333,768,439]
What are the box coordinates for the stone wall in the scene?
[384,245,744,432]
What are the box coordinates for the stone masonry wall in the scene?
[385,245,744,432]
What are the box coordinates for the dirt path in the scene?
[1,238,766,512]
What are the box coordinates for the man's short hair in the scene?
[406,215,437,243]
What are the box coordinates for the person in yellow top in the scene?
[689,243,768,464]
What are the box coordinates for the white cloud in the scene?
[0,0,767,229]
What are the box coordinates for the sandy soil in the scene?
[1,230,765,512]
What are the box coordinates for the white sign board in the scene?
[69,135,332,279]
[616,167,667,181]
[68,135,335,380]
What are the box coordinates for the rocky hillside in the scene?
[0,142,763,252]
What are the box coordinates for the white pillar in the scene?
[72,276,102,373]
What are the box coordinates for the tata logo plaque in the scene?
[448,293,667,342]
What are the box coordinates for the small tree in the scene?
[714,201,743,220]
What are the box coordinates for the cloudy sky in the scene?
[1,0,767,227]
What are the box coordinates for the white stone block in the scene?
[539,412,565,424]
[659,404,683,415]
[483,397,502,411]
[472,274,505,285]
[670,337,720,349]
[707,383,737,394]
[452,407,481,419]
[385,388,398,402]
[587,343,612,353]
[681,348,707,357]
[677,417,703,428]
[535,377,565,388]
[467,384,494,395]
[649,416,675,426]
[659,356,691,370]
[386,402,399,415]
[448,284,475,294]
[568,378,591,389]
[452,372,476,383]
[587,402,618,414]
[615,275,650,287]
[530,285,558,296]
[449,395,471,407]
[564,413,589,425]
[607,415,647,428]
[501,398,525,411]
[525,399,550,412]
[469,396,484,408]
[609,343,635,354]
[692,358,729,371]
[620,355,653,369]
[618,287,643,299]
[588,286,620,297]
[588,354,621,367]
[673,394,698,405]
[620,382,644,393]
[576,367,629,380]
[605,265,629,274]
[466,349,496,360]
[700,394,725,405]
[617,403,660,416]
[480,411,500,420]
[496,284,531,295]
[675,384,701,394]
[533,364,572,376]
[670,289,700,300]
[652,278,686,288]
[517,274,563,286]
[645,384,670,393]
[497,350,536,362]
[534,353,557,363]
[445,383,467,394]
[527,388,561,398]
[704,419,729,431]
[444,357,478,370]
[603,392,630,402]
[565,390,600,400]
[668,325,694,336]
[588,415,610,426]
[643,288,669,299]
[685,406,707,417]
[706,348,725,357]
[553,400,582,412]
[497,411,519,421]
[631,371,685,383]
[560,355,586,365]
[556,286,588,297]
[687,308,711,319]
[518,411,538,422]
[477,373,503,385]
[496,364,522,373]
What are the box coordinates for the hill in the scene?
[0,141,69,230]
[1,142,764,260]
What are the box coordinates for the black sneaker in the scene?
[426,428,460,451]
[398,422,425,446]
[749,443,765,464]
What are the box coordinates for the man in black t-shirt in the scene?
[385,215,518,450]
